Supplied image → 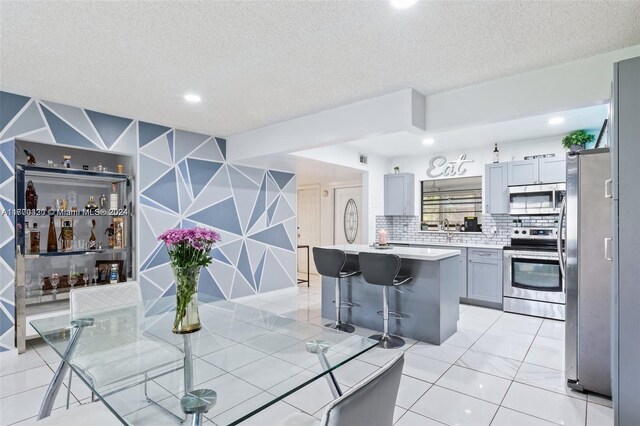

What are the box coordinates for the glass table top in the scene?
[31,294,378,425]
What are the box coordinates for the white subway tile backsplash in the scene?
[376,215,558,246]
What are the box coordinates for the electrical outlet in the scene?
[491,226,498,234]
[403,224,408,232]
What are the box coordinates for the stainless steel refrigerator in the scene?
[563,148,612,396]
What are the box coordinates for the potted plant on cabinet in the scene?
[562,130,595,151]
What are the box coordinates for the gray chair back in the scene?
[320,353,404,426]
[313,247,346,279]
[358,252,401,286]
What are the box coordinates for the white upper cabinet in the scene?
[484,163,509,214]
[384,173,415,216]
[538,157,566,183]
[507,158,566,185]
[507,159,539,186]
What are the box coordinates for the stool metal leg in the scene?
[325,277,355,333]
[370,287,405,349]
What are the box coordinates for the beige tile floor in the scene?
[0,274,613,426]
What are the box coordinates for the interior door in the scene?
[334,187,363,245]
[297,188,320,275]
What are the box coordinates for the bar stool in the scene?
[313,247,361,333]
[358,252,413,349]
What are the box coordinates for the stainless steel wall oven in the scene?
[503,227,565,320]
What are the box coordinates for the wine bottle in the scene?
[493,143,499,163]
[47,214,58,252]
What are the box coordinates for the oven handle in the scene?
[557,198,566,279]
[510,252,560,260]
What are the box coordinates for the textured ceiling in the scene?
[1,1,639,137]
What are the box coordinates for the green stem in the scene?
[173,265,200,330]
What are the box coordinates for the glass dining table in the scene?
[30,294,378,425]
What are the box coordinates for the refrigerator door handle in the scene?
[604,237,613,261]
[604,178,613,199]
[557,198,567,279]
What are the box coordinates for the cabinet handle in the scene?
[475,252,492,257]
[605,179,613,199]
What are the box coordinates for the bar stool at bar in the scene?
[313,247,361,333]
[358,252,413,349]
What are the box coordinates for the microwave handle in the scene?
[557,198,566,279]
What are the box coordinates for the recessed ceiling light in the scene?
[184,93,202,103]
[548,116,565,125]
[422,137,435,145]
[390,0,418,10]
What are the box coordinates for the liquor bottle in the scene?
[105,224,115,249]
[25,180,38,210]
[30,223,40,254]
[24,222,30,254]
[99,193,107,210]
[109,264,119,284]
[493,143,499,163]
[113,218,124,249]
[85,196,97,211]
[88,219,97,249]
[61,220,74,251]
[47,214,58,252]
[109,183,118,211]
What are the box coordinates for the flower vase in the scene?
[172,265,202,334]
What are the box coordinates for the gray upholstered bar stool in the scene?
[313,247,361,333]
[358,252,413,349]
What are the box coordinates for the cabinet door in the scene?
[539,157,566,183]
[508,159,539,185]
[384,174,406,216]
[484,163,508,214]
[467,250,503,303]
[458,248,468,298]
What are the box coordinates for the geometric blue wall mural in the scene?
[0,90,296,353]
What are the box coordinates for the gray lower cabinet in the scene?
[467,248,503,304]
[456,248,468,298]
[393,244,503,305]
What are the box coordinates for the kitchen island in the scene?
[320,244,460,345]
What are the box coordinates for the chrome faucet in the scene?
[443,219,453,242]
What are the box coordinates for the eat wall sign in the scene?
[426,154,474,178]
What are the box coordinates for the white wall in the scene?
[425,45,640,133]
[292,144,389,243]
[387,137,568,219]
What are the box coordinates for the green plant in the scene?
[562,130,595,150]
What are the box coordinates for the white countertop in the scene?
[322,244,461,261]
[387,240,505,250]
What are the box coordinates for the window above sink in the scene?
[421,176,482,231]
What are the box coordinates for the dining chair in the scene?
[284,353,404,426]
[65,282,185,421]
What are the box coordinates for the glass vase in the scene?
[172,265,202,334]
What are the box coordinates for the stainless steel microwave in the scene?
[508,183,565,215]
